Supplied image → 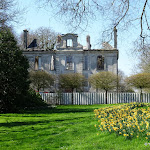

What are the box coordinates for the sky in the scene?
[13,0,141,77]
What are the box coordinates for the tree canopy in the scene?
[89,71,117,104]
[59,73,86,104]
[126,73,150,92]
[30,70,55,92]
[89,71,117,91]
[126,72,150,102]
[59,73,86,91]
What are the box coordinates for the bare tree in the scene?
[19,27,59,50]
[0,0,23,27]
[37,0,150,40]
[138,52,150,73]
[132,34,150,56]
[117,69,134,92]
[34,27,59,50]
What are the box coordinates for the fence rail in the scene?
[39,92,150,105]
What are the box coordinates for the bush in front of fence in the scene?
[94,102,150,140]
[22,89,48,110]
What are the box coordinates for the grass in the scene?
[0,104,149,150]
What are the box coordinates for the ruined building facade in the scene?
[23,31,119,92]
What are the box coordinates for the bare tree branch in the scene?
[140,0,148,38]
[0,0,25,27]
[37,0,150,44]
[114,0,129,28]
[144,12,150,30]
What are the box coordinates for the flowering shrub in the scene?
[94,103,150,140]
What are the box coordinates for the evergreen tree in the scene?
[0,27,30,112]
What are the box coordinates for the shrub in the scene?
[22,89,48,109]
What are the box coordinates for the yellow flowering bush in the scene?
[94,102,150,140]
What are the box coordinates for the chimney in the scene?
[57,35,61,43]
[86,35,91,50]
[23,29,28,49]
[114,27,117,49]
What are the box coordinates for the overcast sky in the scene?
[13,0,141,76]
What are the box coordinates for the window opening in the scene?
[67,39,73,47]
[66,56,73,70]
[84,56,88,70]
[50,55,55,71]
[97,55,104,70]
[35,56,38,70]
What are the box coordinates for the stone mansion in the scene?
[23,31,119,92]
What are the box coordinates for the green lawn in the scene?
[0,104,149,150]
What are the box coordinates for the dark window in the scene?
[97,55,104,70]
[66,56,73,70]
[35,56,42,70]
[35,56,38,70]
[84,56,88,70]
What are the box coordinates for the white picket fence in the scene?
[39,92,150,105]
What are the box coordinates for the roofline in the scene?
[23,49,119,53]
